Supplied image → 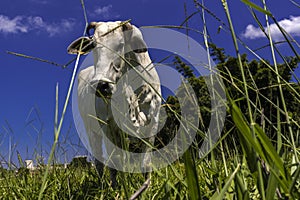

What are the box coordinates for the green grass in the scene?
[1,0,300,199]
[0,153,297,199]
[0,158,277,199]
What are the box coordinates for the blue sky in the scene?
[1,0,300,166]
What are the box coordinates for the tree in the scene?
[157,44,300,153]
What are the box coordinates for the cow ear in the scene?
[123,23,147,53]
[67,36,96,55]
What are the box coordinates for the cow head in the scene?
[67,21,148,98]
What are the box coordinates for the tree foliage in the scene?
[156,43,300,152]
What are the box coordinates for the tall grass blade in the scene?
[262,0,299,164]
[54,83,58,133]
[254,124,286,178]
[38,0,89,199]
[17,151,24,168]
[230,98,291,194]
[265,167,278,200]
[183,149,201,200]
[271,16,300,60]
[240,0,272,16]
[289,163,300,198]
[6,51,65,68]
[211,163,241,200]
[229,98,261,165]
[222,0,255,130]
[290,0,300,8]
[235,171,250,200]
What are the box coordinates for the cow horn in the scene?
[86,22,98,37]
[122,22,133,31]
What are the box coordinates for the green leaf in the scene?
[241,0,272,16]
[229,100,265,162]
[265,167,278,200]
[289,164,300,198]
[211,164,241,200]
[229,99,291,194]
[235,172,251,200]
[183,149,201,200]
[254,124,285,178]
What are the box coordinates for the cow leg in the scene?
[142,137,154,179]
[95,159,118,188]
[95,159,105,188]
[109,167,118,188]
[95,159,104,177]
[102,127,120,189]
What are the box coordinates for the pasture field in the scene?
[1,0,300,199]
[0,152,298,199]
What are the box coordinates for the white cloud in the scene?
[0,15,28,33]
[0,14,75,37]
[91,5,120,19]
[242,16,300,41]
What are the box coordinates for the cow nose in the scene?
[91,80,113,97]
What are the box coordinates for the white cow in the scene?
[68,21,161,187]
